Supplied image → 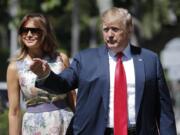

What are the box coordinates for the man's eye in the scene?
[112,28,119,32]
[103,28,109,32]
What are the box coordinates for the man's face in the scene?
[102,19,129,53]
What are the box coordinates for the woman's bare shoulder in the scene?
[7,61,17,72]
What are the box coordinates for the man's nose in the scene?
[107,29,114,37]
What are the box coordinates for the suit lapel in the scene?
[131,45,145,120]
[133,55,145,119]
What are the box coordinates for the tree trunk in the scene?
[96,0,112,14]
[89,17,98,48]
[9,0,19,58]
[71,0,80,57]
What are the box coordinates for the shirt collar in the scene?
[108,43,132,59]
[123,44,132,59]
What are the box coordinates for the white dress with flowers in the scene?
[16,56,73,135]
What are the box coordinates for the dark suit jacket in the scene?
[36,45,177,135]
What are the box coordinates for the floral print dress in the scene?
[16,56,73,135]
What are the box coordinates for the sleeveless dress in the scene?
[16,56,73,135]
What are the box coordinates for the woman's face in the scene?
[20,20,43,49]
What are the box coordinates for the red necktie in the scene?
[114,53,128,135]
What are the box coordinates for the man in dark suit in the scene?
[30,7,177,135]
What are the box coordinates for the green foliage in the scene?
[0,48,9,81]
[114,0,176,39]
[172,0,180,16]
[0,0,10,26]
[8,16,21,29]
[0,110,9,135]
[139,0,170,39]
[80,0,98,17]
[1,0,180,55]
[41,0,61,12]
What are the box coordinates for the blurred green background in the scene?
[0,0,180,134]
[0,0,180,80]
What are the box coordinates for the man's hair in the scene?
[101,7,133,34]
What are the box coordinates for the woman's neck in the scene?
[27,49,43,59]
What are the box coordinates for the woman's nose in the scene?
[26,30,33,36]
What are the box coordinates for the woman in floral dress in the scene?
[7,13,76,135]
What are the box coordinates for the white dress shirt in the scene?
[107,45,136,128]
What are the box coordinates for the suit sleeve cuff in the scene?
[36,71,51,82]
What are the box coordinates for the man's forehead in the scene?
[102,19,124,28]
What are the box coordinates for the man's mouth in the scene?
[107,40,116,44]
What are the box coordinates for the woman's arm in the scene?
[7,62,22,135]
[60,52,77,111]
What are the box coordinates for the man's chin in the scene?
[106,43,118,49]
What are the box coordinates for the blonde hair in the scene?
[15,13,58,61]
[101,7,133,34]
